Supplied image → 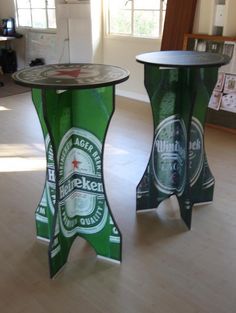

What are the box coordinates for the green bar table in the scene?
[136,51,229,229]
[12,64,129,278]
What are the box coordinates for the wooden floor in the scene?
[0,92,236,313]
[0,74,30,98]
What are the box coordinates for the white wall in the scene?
[193,0,215,34]
[193,0,236,36]
[0,0,15,18]
[56,0,102,64]
[223,0,236,36]
[103,37,160,101]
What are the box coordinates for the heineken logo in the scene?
[59,174,103,201]
[57,128,108,237]
[13,64,129,87]
[152,115,187,195]
[152,115,204,195]
[155,139,185,154]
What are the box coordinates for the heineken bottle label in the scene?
[35,135,55,240]
[202,159,215,189]
[152,115,187,195]
[50,215,61,259]
[137,165,150,199]
[152,115,205,195]
[189,117,204,187]
[109,216,120,244]
[35,189,49,224]
[46,135,56,214]
[57,128,108,237]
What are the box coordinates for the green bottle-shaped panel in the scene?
[33,89,55,241]
[33,87,121,278]
[137,65,218,229]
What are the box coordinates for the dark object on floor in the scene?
[29,58,45,67]
[0,48,17,73]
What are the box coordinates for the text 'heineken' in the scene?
[58,128,108,237]
[152,115,187,195]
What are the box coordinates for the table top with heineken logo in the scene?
[13,63,129,278]
[13,63,129,89]
[136,50,229,229]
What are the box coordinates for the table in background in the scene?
[13,64,129,278]
[136,51,229,229]
[0,36,17,86]
[0,36,16,45]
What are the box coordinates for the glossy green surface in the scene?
[33,88,55,242]
[33,87,121,278]
[137,65,218,229]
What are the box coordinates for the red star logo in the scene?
[72,159,80,169]
[55,69,81,78]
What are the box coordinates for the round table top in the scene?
[136,50,230,68]
[12,63,130,89]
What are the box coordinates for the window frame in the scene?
[105,0,167,39]
[14,0,57,31]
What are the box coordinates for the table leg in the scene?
[137,66,218,229]
[33,87,122,278]
[33,88,55,242]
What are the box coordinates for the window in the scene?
[14,0,56,29]
[106,0,167,38]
